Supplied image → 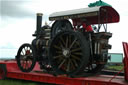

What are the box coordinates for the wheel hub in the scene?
[62,48,70,58]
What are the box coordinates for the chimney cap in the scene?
[37,13,43,16]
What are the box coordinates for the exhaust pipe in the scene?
[36,13,43,38]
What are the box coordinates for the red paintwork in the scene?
[0,67,4,79]
[0,60,127,85]
[86,6,120,24]
[100,6,120,24]
[72,19,93,32]
[72,6,120,26]
[123,42,128,81]
[86,25,93,32]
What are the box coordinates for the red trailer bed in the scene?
[0,60,127,85]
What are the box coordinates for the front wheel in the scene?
[16,43,36,72]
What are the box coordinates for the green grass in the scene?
[105,64,124,71]
[0,79,36,85]
[0,79,56,85]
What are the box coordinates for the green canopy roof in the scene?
[88,0,112,7]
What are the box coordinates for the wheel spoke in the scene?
[58,59,66,69]
[72,59,78,67]
[72,52,82,55]
[66,36,68,48]
[21,50,25,55]
[53,55,63,59]
[66,59,71,72]
[53,45,62,50]
[60,36,66,47]
[24,48,27,53]
[28,60,32,68]
[23,60,26,69]
[58,56,64,64]
[71,54,81,61]
[59,41,64,49]
[20,60,24,67]
[28,56,33,60]
[20,55,25,60]
[71,48,81,52]
[28,53,34,60]
[25,61,28,69]
[26,61,30,68]
[69,38,77,49]
[69,35,71,46]
[75,42,80,46]
[70,59,75,70]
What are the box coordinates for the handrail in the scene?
[122,42,128,81]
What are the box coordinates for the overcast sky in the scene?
[0,0,128,55]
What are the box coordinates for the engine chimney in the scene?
[36,13,43,38]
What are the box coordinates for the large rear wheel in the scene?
[16,43,36,72]
[49,31,90,76]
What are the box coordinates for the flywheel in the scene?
[51,19,73,38]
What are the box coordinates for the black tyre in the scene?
[16,43,36,72]
[51,20,73,38]
[49,31,90,76]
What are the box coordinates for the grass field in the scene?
[107,65,124,71]
[105,64,124,71]
[0,78,56,85]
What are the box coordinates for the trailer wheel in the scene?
[51,20,73,38]
[0,64,6,79]
[49,31,90,76]
[16,43,36,72]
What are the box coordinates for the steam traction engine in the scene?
[16,6,119,77]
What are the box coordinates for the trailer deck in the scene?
[0,60,127,85]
